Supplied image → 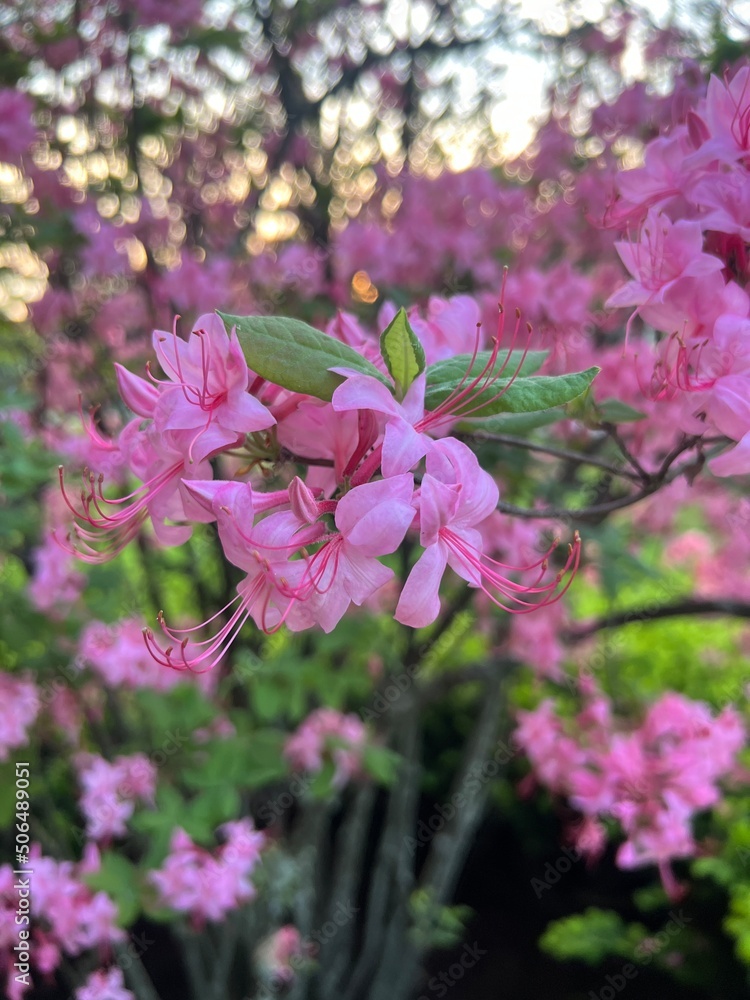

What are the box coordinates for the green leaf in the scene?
[426,349,547,387]
[596,398,646,424]
[539,908,647,965]
[461,409,564,436]
[379,308,425,398]
[424,367,599,419]
[308,759,339,799]
[84,853,141,927]
[221,312,390,401]
[361,745,402,786]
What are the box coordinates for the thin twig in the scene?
[601,422,650,480]
[458,429,640,481]
[496,437,713,521]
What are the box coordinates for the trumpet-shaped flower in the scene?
[396,439,579,627]
[149,314,275,463]
[299,474,416,631]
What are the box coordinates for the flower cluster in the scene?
[149,820,265,924]
[256,925,306,986]
[515,682,745,897]
[28,532,86,617]
[606,65,750,476]
[0,846,123,1000]
[76,753,157,841]
[0,675,39,761]
[80,619,187,691]
[284,708,368,788]
[59,307,580,671]
[75,967,134,1000]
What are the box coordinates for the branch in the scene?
[115,943,162,1000]
[601,421,650,480]
[496,435,711,522]
[566,598,750,641]
[318,784,378,996]
[340,690,422,1000]
[389,661,510,999]
[457,429,640,481]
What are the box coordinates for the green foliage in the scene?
[425,349,548,386]
[595,399,646,424]
[224,312,389,400]
[84,853,141,926]
[539,908,648,965]
[379,307,426,398]
[464,408,564,435]
[424,366,600,418]
[409,889,474,951]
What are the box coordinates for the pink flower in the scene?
[516,686,745,897]
[0,675,39,761]
[149,820,264,923]
[27,532,85,617]
[297,475,416,632]
[129,0,203,31]
[59,416,215,561]
[396,439,578,627]
[148,314,275,463]
[76,967,134,1000]
[507,599,567,680]
[2,845,124,964]
[284,708,368,788]
[332,370,431,478]
[0,89,35,163]
[614,131,692,217]
[331,303,533,480]
[145,480,323,670]
[80,619,186,691]
[685,67,750,167]
[76,754,157,841]
[692,170,750,242]
[405,295,484,364]
[606,209,723,313]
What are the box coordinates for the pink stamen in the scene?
[441,529,581,614]
[58,461,184,562]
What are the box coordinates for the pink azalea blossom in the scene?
[145,480,324,670]
[516,685,745,897]
[296,474,416,632]
[80,619,185,691]
[76,753,157,841]
[0,675,40,761]
[27,532,85,617]
[76,967,134,1000]
[284,708,368,787]
[0,88,35,163]
[606,209,723,313]
[149,820,264,924]
[147,314,275,463]
[396,439,578,627]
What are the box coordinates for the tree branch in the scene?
[496,436,711,522]
[566,598,750,641]
[458,429,641,481]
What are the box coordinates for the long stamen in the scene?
[58,460,184,562]
[287,536,342,601]
[144,586,260,672]
[77,397,118,452]
[442,529,581,613]
[421,306,531,431]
